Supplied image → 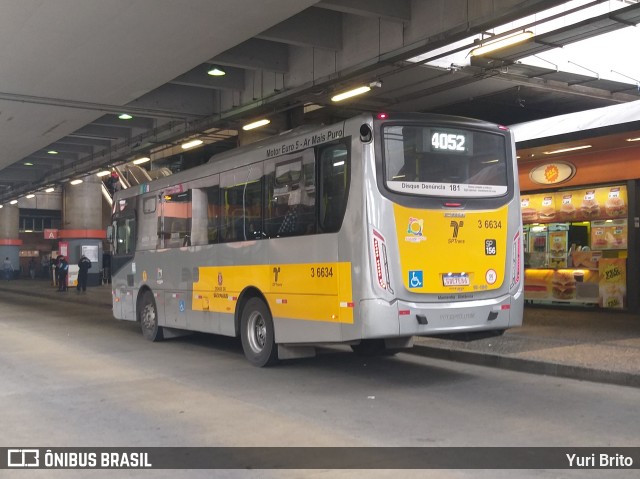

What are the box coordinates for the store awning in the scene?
[510,99,640,145]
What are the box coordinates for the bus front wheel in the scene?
[240,298,278,367]
[139,291,163,342]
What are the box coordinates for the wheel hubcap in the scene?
[247,311,266,353]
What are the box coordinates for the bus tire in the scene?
[240,297,278,367]
[139,291,163,342]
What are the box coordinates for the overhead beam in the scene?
[490,71,640,104]
[54,136,113,149]
[211,39,289,73]
[0,167,44,181]
[128,84,219,117]
[316,0,410,23]
[92,115,155,130]
[169,65,245,91]
[256,8,342,51]
[35,144,93,155]
[72,124,132,140]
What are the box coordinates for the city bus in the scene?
[109,112,523,366]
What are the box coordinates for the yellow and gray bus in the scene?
[109,112,523,366]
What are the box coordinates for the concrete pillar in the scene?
[0,205,22,279]
[61,175,106,287]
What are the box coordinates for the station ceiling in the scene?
[1,0,639,203]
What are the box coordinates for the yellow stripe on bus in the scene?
[192,262,354,324]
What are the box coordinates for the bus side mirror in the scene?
[360,124,372,143]
[106,225,114,242]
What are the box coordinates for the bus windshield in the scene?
[383,124,509,198]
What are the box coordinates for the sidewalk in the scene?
[1,279,638,387]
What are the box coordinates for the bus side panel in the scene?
[191,237,351,343]
[337,124,371,342]
[111,256,136,321]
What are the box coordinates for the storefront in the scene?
[517,132,640,311]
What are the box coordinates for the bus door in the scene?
[111,206,137,320]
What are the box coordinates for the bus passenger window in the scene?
[221,180,263,242]
[266,152,316,238]
[161,191,192,248]
[319,143,349,233]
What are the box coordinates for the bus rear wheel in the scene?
[240,298,278,367]
[139,291,163,342]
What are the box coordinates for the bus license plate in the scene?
[443,274,470,286]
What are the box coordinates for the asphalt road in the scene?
[1,293,639,479]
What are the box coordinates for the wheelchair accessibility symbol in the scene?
[179,300,185,312]
[409,270,423,288]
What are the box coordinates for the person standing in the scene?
[28,258,36,280]
[77,255,92,293]
[3,257,13,281]
[57,256,69,292]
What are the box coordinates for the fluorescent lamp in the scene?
[207,67,226,76]
[70,179,83,185]
[242,119,270,131]
[470,31,534,57]
[24,162,34,166]
[331,86,371,102]
[96,170,111,177]
[47,150,59,155]
[626,137,640,142]
[181,139,204,149]
[543,145,592,155]
[0,205,3,208]
[45,187,55,193]
[333,160,345,167]
[10,200,18,204]
[26,194,35,199]
[118,113,133,120]
[133,157,150,165]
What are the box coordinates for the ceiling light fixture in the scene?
[181,139,204,149]
[118,113,133,120]
[543,145,592,155]
[45,187,55,193]
[10,200,18,205]
[70,179,83,185]
[207,66,226,76]
[331,85,371,102]
[626,137,640,142]
[47,150,59,155]
[24,162,34,166]
[132,157,151,165]
[242,119,271,131]
[96,170,111,177]
[26,194,35,199]
[470,31,534,57]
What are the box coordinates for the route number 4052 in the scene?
[431,132,466,152]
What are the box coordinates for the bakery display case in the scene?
[522,185,628,309]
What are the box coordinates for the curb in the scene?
[410,345,640,389]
